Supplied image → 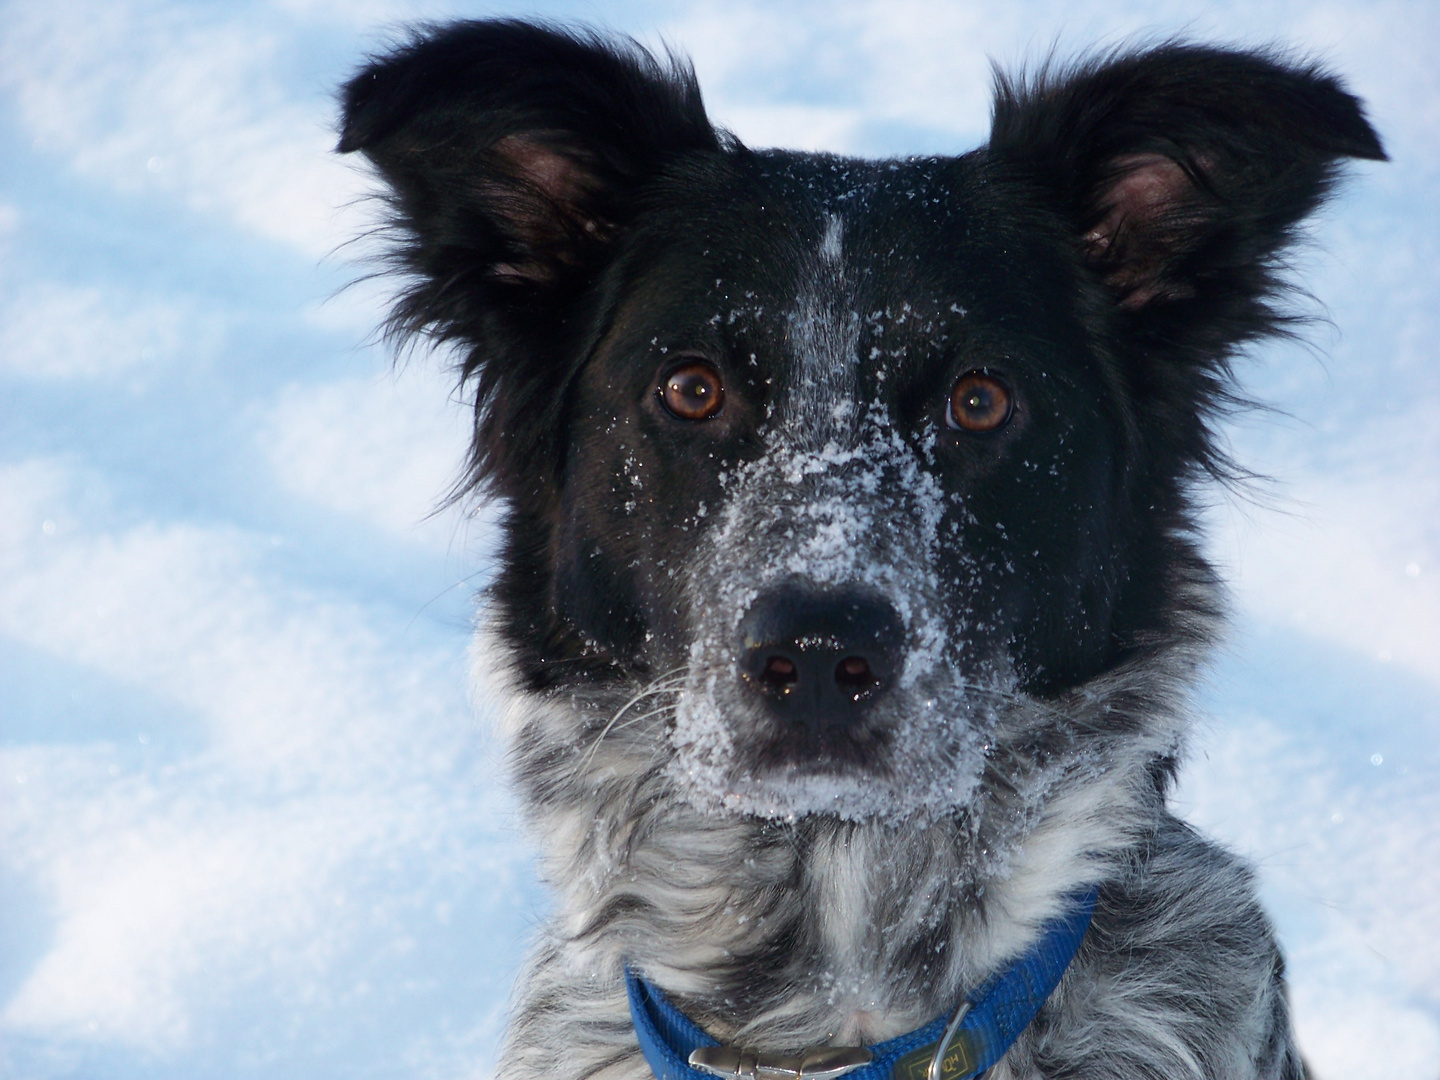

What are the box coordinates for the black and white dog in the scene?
[339,22,1382,1080]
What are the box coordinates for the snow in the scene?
[0,1,1436,1077]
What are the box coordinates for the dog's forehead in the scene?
[730,152,980,308]
[628,152,993,359]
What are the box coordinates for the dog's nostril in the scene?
[761,655,799,688]
[834,656,876,692]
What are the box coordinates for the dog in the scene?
[338,21,1383,1080]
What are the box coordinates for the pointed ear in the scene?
[338,20,721,299]
[336,21,722,495]
[988,45,1385,314]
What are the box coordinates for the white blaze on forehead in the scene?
[819,213,844,265]
[784,213,859,447]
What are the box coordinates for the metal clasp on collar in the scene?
[688,1045,874,1080]
[925,1002,972,1080]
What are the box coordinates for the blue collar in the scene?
[627,888,1096,1080]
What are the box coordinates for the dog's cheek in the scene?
[632,440,749,647]
[551,509,650,661]
[933,404,1126,692]
[991,446,1126,691]
[551,421,727,667]
[548,434,655,661]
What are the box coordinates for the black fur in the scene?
[340,22,1381,1080]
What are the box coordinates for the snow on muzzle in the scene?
[666,410,991,820]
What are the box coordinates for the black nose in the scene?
[737,585,904,735]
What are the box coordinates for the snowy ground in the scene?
[0,2,1435,1078]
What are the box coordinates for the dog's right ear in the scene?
[339,20,718,294]
[338,21,721,488]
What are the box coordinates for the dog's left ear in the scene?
[988,46,1385,321]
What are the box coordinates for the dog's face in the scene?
[339,26,1383,822]
[556,157,1129,817]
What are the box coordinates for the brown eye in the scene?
[660,360,725,421]
[947,371,1013,432]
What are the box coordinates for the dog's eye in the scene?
[947,371,1013,432]
[660,360,725,421]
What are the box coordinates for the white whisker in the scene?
[576,669,688,772]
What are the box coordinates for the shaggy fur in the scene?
[338,22,1383,1080]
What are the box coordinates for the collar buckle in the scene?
[688,1045,874,1080]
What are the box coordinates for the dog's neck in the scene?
[493,643,1182,1052]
